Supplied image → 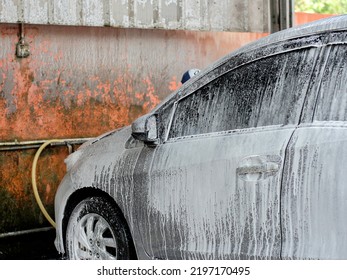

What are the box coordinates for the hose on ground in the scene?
[31,139,66,228]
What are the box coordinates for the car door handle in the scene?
[237,155,282,182]
[237,162,279,175]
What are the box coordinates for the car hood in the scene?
[65,126,131,171]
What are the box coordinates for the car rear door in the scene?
[281,36,347,259]
[135,45,320,260]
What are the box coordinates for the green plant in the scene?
[295,0,347,14]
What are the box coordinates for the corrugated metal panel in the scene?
[0,0,270,32]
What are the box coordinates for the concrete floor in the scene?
[0,227,61,260]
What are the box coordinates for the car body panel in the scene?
[54,126,149,258]
[282,122,347,259]
[135,125,295,259]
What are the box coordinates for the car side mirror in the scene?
[131,114,158,144]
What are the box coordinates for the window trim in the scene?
[165,124,297,143]
[165,45,321,141]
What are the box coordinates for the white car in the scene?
[54,15,347,260]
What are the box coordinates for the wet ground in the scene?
[0,227,62,260]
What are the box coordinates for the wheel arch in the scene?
[62,187,138,259]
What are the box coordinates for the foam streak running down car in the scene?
[55,15,347,260]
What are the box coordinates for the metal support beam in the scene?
[269,0,294,33]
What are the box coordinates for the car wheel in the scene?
[65,196,132,260]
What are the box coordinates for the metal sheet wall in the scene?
[0,0,269,32]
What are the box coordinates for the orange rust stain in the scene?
[295,12,335,26]
[0,147,69,232]
[135,92,143,101]
[142,78,160,111]
[76,92,84,107]
[96,80,111,93]
[0,148,66,203]
[1,153,29,202]
[54,49,63,62]
[44,184,52,202]
[168,76,180,91]
[37,39,51,54]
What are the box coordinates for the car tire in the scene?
[65,196,132,260]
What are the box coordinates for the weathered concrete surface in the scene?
[0,0,269,33]
[0,227,59,259]
[295,11,336,26]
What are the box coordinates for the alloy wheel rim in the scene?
[71,213,118,260]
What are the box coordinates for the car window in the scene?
[168,48,318,139]
[313,44,347,122]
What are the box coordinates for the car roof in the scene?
[210,15,347,73]
[156,15,347,111]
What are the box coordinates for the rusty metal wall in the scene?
[0,0,270,33]
[0,23,266,234]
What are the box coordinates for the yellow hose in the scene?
[31,139,65,228]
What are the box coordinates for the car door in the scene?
[135,45,320,260]
[281,38,347,259]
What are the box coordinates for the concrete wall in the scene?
[0,0,269,32]
[294,11,337,26]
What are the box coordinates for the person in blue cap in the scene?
[181,68,201,84]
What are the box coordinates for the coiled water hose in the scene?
[31,139,66,228]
